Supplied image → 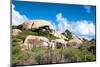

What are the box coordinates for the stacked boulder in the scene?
[22,20,54,31]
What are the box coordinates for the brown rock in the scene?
[67,38,83,48]
[20,35,49,50]
[12,29,22,36]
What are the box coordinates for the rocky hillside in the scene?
[12,20,96,66]
[12,20,84,49]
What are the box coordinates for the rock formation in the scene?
[50,39,67,49]
[22,20,54,30]
[20,35,49,50]
[51,31,68,40]
[67,38,83,48]
[12,20,88,50]
[12,29,22,36]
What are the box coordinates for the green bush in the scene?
[62,47,96,62]
[16,50,37,65]
[12,47,49,65]
[12,30,38,41]
[32,47,48,64]
[37,29,57,41]
[63,48,82,62]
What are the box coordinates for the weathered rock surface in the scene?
[16,20,85,50]
[51,31,68,40]
[50,39,67,49]
[22,20,54,30]
[20,35,49,50]
[67,38,83,48]
[12,29,22,36]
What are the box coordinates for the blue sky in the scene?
[12,1,96,39]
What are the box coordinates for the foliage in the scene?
[12,29,96,65]
[12,37,21,64]
[35,29,57,41]
[12,44,96,65]
[63,47,96,62]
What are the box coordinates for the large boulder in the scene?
[50,39,67,49]
[22,20,54,30]
[12,29,22,36]
[51,31,68,40]
[67,38,83,48]
[20,35,49,50]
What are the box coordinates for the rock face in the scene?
[51,31,67,39]
[16,20,85,50]
[12,29,22,36]
[20,35,49,50]
[50,39,67,49]
[20,35,68,50]
[67,38,83,48]
[22,20,54,30]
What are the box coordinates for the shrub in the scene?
[16,50,37,65]
[37,29,57,41]
[32,47,48,64]
[15,47,49,65]
[63,48,82,62]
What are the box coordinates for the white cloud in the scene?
[56,13,70,32]
[83,6,91,13]
[71,20,95,36]
[12,4,28,25]
[56,13,95,39]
